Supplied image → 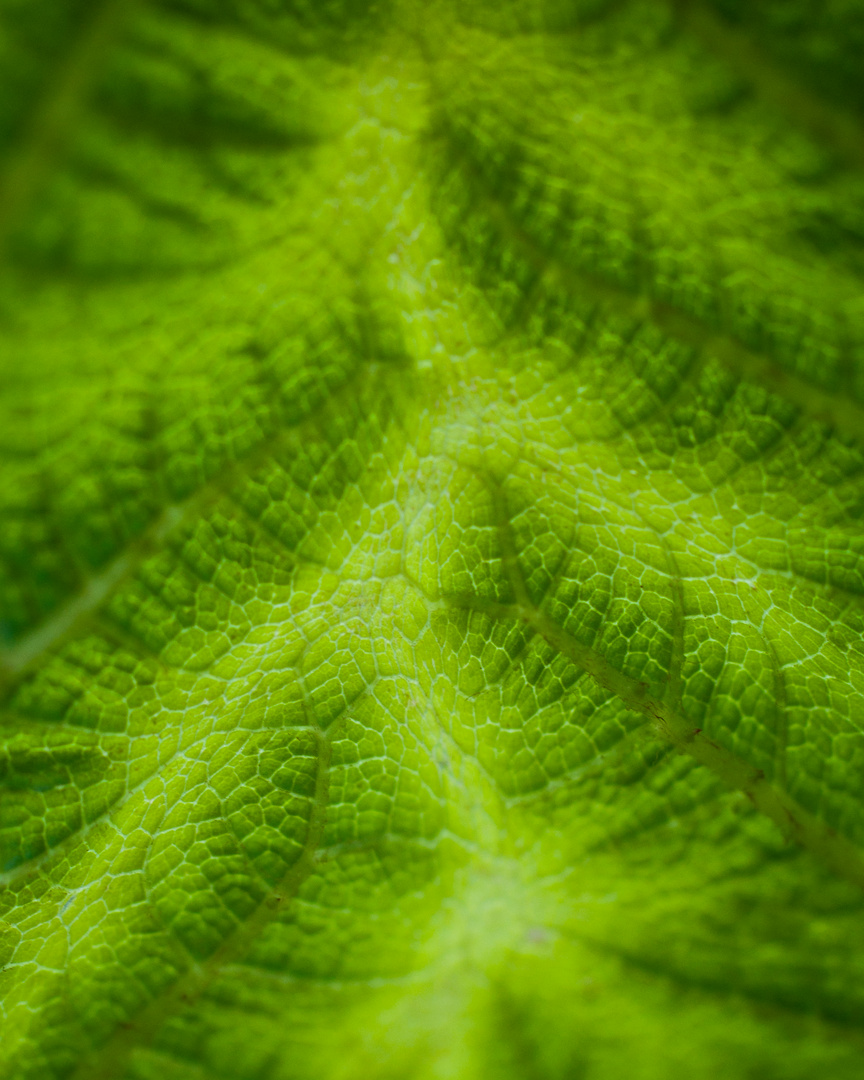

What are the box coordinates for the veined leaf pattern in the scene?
[2,1,864,1077]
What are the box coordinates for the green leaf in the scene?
[2,1,864,1076]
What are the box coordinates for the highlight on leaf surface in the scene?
[2,1,864,1077]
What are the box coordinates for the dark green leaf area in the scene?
[705,0,864,120]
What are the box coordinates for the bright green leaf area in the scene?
[3,0,864,1076]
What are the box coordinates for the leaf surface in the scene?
[3,1,864,1077]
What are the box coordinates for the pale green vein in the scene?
[0,503,183,684]
[73,721,337,1080]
